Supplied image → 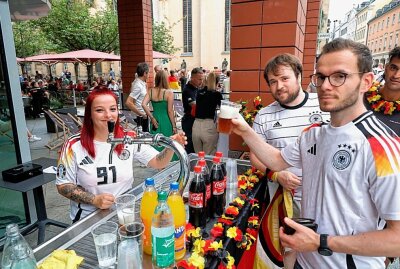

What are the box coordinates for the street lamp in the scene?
[333,20,338,39]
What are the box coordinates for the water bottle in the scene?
[151,191,175,269]
[1,223,37,269]
[225,158,238,207]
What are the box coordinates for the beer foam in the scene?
[219,105,239,119]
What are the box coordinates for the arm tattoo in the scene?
[59,184,95,205]
[156,149,168,162]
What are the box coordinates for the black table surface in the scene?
[0,157,57,193]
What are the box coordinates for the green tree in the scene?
[152,22,178,56]
[34,0,119,53]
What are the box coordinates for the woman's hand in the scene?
[92,193,115,209]
[171,132,187,146]
[151,116,159,129]
[276,171,301,191]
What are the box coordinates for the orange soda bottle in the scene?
[167,182,186,260]
[140,178,158,255]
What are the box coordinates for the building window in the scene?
[389,35,393,49]
[224,0,231,52]
[183,0,193,53]
[378,22,380,31]
[387,17,390,27]
[396,33,399,47]
[382,20,384,30]
[95,62,102,75]
[393,14,396,25]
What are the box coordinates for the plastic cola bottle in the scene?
[140,178,158,255]
[198,159,211,221]
[167,182,186,260]
[152,191,175,269]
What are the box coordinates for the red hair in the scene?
[80,86,124,158]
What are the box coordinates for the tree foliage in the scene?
[13,21,58,58]
[33,0,119,53]
[152,22,178,55]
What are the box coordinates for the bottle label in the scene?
[152,232,175,267]
[206,184,211,201]
[189,192,204,208]
[175,225,186,253]
[213,180,225,195]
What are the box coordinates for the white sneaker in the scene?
[28,135,42,142]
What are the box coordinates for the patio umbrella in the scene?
[153,51,174,59]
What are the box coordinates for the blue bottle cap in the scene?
[170,182,179,191]
[145,178,155,186]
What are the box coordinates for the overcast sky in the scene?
[328,0,365,21]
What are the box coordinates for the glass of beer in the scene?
[218,100,242,134]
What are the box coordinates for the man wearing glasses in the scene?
[231,38,400,268]
[365,46,400,135]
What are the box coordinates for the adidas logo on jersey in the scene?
[307,144,317,155]
[273,121,282,128]
[80,156,94,165]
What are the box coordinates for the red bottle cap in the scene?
[194,166,201,173]
[213,156,220,163]
[215,152,223,158]
[198,151,205,158]
[198,159,206,167]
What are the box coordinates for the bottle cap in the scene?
[215,152,223,158]
[213,156,221,163]
[158,191,168,201]
[198,159,206,167]
[194,165,201,173]
[198,151,205,158]
[145,178,155,186]
[170,182,179,191]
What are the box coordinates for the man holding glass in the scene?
[231,38,400,268]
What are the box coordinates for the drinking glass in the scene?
[91,221,118,268]
[115,194,136,225]
[117,222,145,269]
[217,100,242,134]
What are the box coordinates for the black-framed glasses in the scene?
[310,72,364,87]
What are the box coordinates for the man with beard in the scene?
[251,53,328,215]
[365,46,400,134]
[232,38,400,268]
[250,54,328,269]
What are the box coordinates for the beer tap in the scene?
[106,120,190,195]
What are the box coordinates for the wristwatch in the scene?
[318,234,333,256]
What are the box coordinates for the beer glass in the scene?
[217,100,242,134]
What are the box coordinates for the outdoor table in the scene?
[0,157,69,245]
[33,155,267,268]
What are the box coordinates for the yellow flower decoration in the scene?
[210,240,223,251]
[221,214,234,220]
[214,222,223,228]
[187,227,201,238]
[233,197,245,206]
[226,253,235,268]
[188,252,205,269]
[226,227,237,239]
[193,238,205,254]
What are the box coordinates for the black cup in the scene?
[283,218,318,235]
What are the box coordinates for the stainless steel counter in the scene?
[33,155,254,268]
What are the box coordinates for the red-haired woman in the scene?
[55,86,186,222]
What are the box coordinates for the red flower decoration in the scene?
[225,206,239,217]
[177,260,196,269]
[218,218,233,226]
[210,225,224,238]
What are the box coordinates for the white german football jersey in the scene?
[282,111,400,268]
[253,92,329,200]
[56,134,158,221]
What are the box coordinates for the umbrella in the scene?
[153,51,174,59]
